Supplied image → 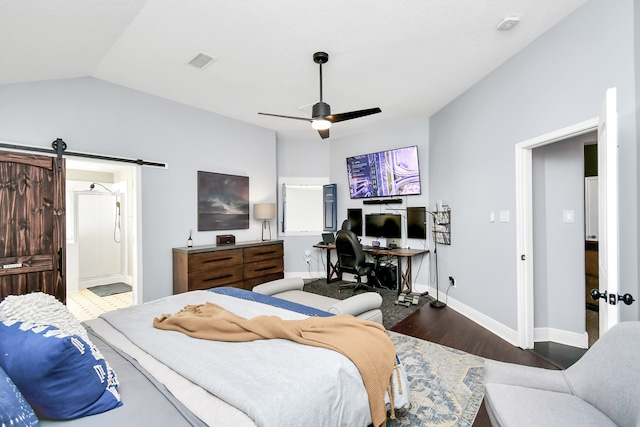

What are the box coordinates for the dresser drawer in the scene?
[244,244,283,263]
[243,257,284,281]
[173,241,284,294]
[188,249,243,272]
[189,265,244,290]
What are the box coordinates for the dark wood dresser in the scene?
[172,240,284,294]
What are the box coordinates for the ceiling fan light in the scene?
[311,119,331,130]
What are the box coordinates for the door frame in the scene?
[515,117,599,349]
[66,159,143,305]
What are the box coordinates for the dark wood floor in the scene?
[391,302,558,427]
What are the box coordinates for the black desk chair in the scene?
[335,228,377,293]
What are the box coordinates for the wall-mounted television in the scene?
[346,145,421,199]
[365,213,402,239]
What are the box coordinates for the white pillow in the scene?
[0,292,90,342]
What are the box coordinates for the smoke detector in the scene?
[496,16,520,31]
[188,53,217,69]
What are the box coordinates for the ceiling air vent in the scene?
[496,16,520,31]
[188,53,216,69]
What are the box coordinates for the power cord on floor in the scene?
[445,284,454,305]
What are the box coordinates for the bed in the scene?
[0,287,410,427]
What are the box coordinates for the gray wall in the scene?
[428,0,638,330]
[0,77,277,302]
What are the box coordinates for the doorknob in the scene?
[617,293,635,305]
[591,289,607,301]
[590,289,635,305]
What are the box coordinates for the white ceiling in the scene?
[0,0,588,142]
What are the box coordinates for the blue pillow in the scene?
[0,364,40,426]
[0,320,122,420]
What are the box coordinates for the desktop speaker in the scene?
[216,234,235,245]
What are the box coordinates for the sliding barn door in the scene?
[0,151,66,302]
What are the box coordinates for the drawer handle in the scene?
[255,266,277,272]
[203,257,234,264]
[254,250,277,256]
[203,274,233,282]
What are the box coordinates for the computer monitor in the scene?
[347,208,363,236]
[407,206,427,239]
[365,213,401,239]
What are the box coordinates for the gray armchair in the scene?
[483,321,640,427]
[252,278,383,324]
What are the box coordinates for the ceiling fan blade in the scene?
[318,128,330,139]
[258,112,311,122]
[327,107,382,123]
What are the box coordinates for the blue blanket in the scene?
[209,287,333,318]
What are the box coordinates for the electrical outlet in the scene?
[449,276,456,287]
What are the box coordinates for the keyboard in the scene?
[363,245,389,250]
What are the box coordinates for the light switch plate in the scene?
[563,210,575,223]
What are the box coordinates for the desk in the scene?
[313,244,428,294]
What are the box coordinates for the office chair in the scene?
[335,223,377,293]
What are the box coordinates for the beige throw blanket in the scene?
[154,303,397,427]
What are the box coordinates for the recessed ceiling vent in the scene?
[188,53,217,69]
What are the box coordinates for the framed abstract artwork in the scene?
[197,171,249,231]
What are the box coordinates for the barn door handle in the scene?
[58,248,64,277]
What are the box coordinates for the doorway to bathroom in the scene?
[65,159,139,321]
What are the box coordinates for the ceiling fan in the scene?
[258,52,381,139]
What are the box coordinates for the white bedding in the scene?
[94,290,408,427]
[85,317,256,427]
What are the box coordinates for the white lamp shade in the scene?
[254,203,275,220]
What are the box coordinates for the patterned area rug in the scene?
[388,331,485,427]
[303,279,431,330]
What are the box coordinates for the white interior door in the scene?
[596,87,620,333]
[514,87,620,348]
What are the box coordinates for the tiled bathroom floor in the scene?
[67,288,132,322]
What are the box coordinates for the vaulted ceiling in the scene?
[0,0,588,141]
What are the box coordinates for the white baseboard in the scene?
[288,277,588,350]
[534,327,588,349]
[424,284,589,349]
[427,284,520,347]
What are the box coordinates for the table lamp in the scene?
[254,203,276,241]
